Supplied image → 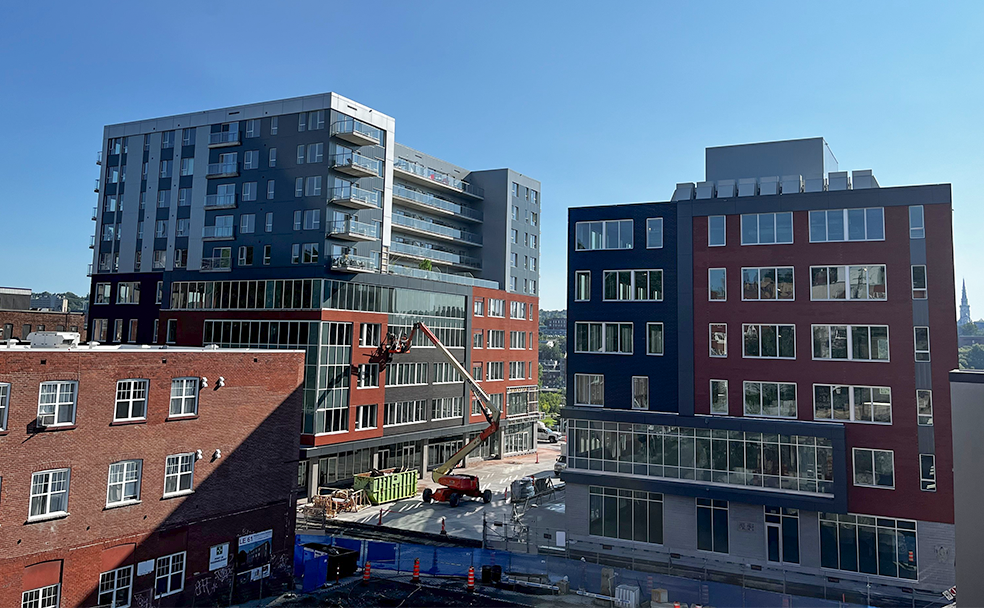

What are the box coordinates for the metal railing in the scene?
[89,235,95,248]
[96,150,102,165]
[392,184,483,221]
[389,242,482,268]
[206,162,238,176]
[328,219,378,239]
[208,131,240,145]
[393,157,484,198]
[201,256,232,271]
[330,151,381,176]
[330,254,379,272]
[330,118,381,144]
[328,184,380,207]
[202,225,234,239]
[204,193,237,209]
[391,214,482,244]
[91,206,98,220]
[388,265,498,289]
[94,179,100,192]
[86,264,93,276]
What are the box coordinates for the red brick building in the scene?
[0,309,87,342]
[0,338,303,607]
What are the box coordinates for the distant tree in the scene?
[961,322,982,336]
[959,344,984,370]
[539,391,564,424]
[418,260,433,271]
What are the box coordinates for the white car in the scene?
[537,423,561,443]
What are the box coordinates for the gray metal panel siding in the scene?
[916,521,955,588]
[917,426,935,455]
[187,127,208,271]
[912,300,930,328]
[565,482,590,537]
[705,138,828,182]
[915,362,933,389]
[663,494,697,551]
[950,378,984,600]
[910,237,927,265]
[798,511,821,568]
[677,205,695,416]
[729,502,764,559]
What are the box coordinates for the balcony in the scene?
[91,206,98,221]
[201,256,232,272]
[389,242,482,270]
[388,265,499,289]
[206,162,239,178]
[327,219,379,242]
[86,264,93,276]
[330,253,378,273]
[94,179,100,193]
[330,151,381,178]
[393,157,483,199]
[204,193,237,210]
[391,214,482,245]
[96,151,103,165]
[208,131,240,148]
[329,184,380,210]
[202,225,235,240]
[89,235,95,249]
[331,118,381,147]
[392,184,482,223]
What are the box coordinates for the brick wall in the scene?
[0,310,87,341]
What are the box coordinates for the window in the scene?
[161,131,174,148]
[98,566,133,608]
[920,454,936,491]
[512,182,519,197]
[181,127,196,146]
[473,298,484,316]
[291,244,299,264]
[115,379,148,421]
[0,382,8,430]
[510,252,517,267]
[531,190,538,204]
[163,454,195,496]
[510,301,527,319]
[741,212,793,245]
[574,373,604,406]
[180,157,193,176]
[95,282,111,304]
[575,271,591,301]
[386,362,428,387]
[509,361,526,379]
[574,219,633,250]
[303,209,321,230]
[159,159,172,178]
[909,205,925,239]
[810,265,887,300]
[588,486,663,544]
[472,363,483,382]
[917,390,933,425]
[155,220,168,238]
[92,319,108,341]
[708,268,726,301]
[511,229,518,243]
[766,507,799,564]
[158,190,172,208]
[359,323,381,347]
[305,176,322,196]
[708,215,726,246]
[914,327,930,361]
[910,265,927,299]
[166,319,177,344]
[268,147,277,167]
[263,245,271,265]
[631,376,649,410]
[29,468,70,519]
[302,243,319,263]
[295,177,303,197]
[307,142,324,163]
[709,323,727,357]
[646,323,664,356]
[488,298,505,317]
[743,381,797,418]
[102,224,116,242]
[434,362,463,384]
[169,378,198,417]
[355,404,377,430]
[176,218,190,237]
[154,552,186,598]
[853,448,894,488]
[603,270,663,301]
[21,584,60,608]
[383,400,427,426]
[270,116,279,135]
[106,460,142,506]
[574,322,633,354]
[299,109,324,131]
[741,267,794,300]
[814,385,892,423]
[242,181,257,201]
[646,218,663,248]
[485,329,504,349]
[473,330,483,348]
[509,330,527,349]
[742,324,795,359]
[487,362,504,381]
[512,205,519,220]
[697,499,728,553]
[812,325,889,361]
[531,212,538,226]
[433,397,464,420]
[530,257,537,271]
[178,188,191,206]
[356,363,380,389]
[819,512,917,579]
[809,208,885,242]
[245,119,258,137]
[37,381,77,426]
[710,380,728,414]
[530,234,537,249]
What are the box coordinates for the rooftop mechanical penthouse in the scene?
[562,138,956,598]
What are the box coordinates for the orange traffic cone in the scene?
[467,566,475,593]
[412,558,420,584]
[362,561,371,585]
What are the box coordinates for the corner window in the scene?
[710,379,728,414]
[741,212,792,245]
[37,381,77,427]
[574,374,604,406]
[708,215,726,246]
[708,268,726,301]
[115,379,148,421]
[646,218,664,248]
[852,448,894,488]
[909,205,925,239]
[29,468,70,519]
[169,378,199,417]
[163,454,195,497]
[575,271,591,302]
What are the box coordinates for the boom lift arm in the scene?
[383,322,500,483]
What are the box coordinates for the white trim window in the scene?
[603,270,663,301]
[741,267,794,301]
[646,323,664,356]
[487,361,504,381]
[710,323,727,357]
[914,327,931,362]
[115,379,148,421]
[487,298,505,317]
[433,362,463,384]
[809,208,885,242]
[355,404,377,430]
[106,460,142,506]
[509,301,527,319]
[575,271,591,301]
[168,378,199,417]
[710,379,728,414]
[708,268,726,301]
[432,397,464,421]
[917,390,933,426]
[163,454,194,497]
[22,584,60,608]
[911,265,928,299]
[0,382,9,431]
[812,325,889,361]
[473,298,484,316]
[631,376,649,410]
[509,331,527,350]
[814,384,892,424]
[509,361,526,380]
[383,400,426,426]
[708,215,726,247]
[920,454,936,491]
[359,323,381,347]
[385,362,427,387]
[742,324,795,359]
[357,364,380,388]
[646,218,663,248]
[852,448,894,489]
[574,322,633,354]
[741,212,793,245]
[117,281,141,304]
[99,565,133,608]
[37,380,77,427]
[574,373,604,406]
[487,330,505,349]
[909,205,925,239]
[154,552,186,598]
[575,219,633,251]
[30,469,70,519]
[743,381,797,418]
[810,265,887,301]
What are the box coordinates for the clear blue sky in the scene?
[2,1,982,312]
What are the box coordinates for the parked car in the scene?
[537,421,562,443]
[554,455,567,477]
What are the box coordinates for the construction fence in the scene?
[294,534,865,608]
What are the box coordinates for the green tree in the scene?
[539,391,564,426]
[961,322,981,336]
[959,344,984,369]
[418,259,433,271]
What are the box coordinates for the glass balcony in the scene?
[206,162,239,178]
[389,242,482,269]
[328,185,380,210]
[204,193,237,210]
[388,265,499,289]
[392,184,482,223]
[201,256,232,271]
[94,179,100,193]
[96,151,103,165]
[202,225,235,240]
[208,131,240,148]
[391,214,482,245]
[331,253,379,273]
[91,206,98,221]
[89,235,95,249]
[327,219,379,242]
[330,151,381,178]
[331,118,381,147]
[86,264,93,276]
[393,157,483,199]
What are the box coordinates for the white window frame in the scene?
[809,208,886,243]
[114,379,148,422]
[487,361,505,381]
[106,460,142,507]
[355,404,377,430]
[29,468,70,520]
[813,384,893,424]
[573,373,604,406]
[852,448,895,489]
[602,269,664,302]
[646,322,664,356]
[708,215,726,246]
[37,380,77,427]
[357,363,380,388]
[708,268,727,301]
[574,219,634,251]
[920,454,936,492]
[631,376,649,410]
[914,326,931,362]
[646,217,664,249]
[740,267,795,301]
[154,551,186,598]
[709,323,727,358]
[710,379,728,415]
[740,212,793,245]
[811,324,890,362]
[168,377,199,417]
[917,389,933,426]
[575,271,591,302]
[741,324,796,360]
[573,322,633,355]
[433,362,463,384]
[809,265,888,301]
[909,205,925,239]
[487,329,505,349]
[742,381,797,419]
[911,265,928,299]
[163,454,195,497]
[21,584,60,608]
[0,382,9,431]
[359,323,381,347]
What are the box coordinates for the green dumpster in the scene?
[353,468,419,505]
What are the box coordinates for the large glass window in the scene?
[819,513,916,579]
[589,486,663,544]
[742,324,795,359]
[743,381,797,418]
[575,271,591,301]
[909,205,925,239]
[741,212,792,245]
[710,380,728,414]
[708,268,726,301]
[106,460,142,506]
[37,381,77,426]
[98,565,133,608]
[30,469,70,518]
[646,218,663,248]
[812,325,889,361]
[115,379,148,421]
[575,219,634,250]
[632,377,649,410]
[697,499,729,553]
[853,448,894,488]
[742,267,794,300]
[814,384,891,423]
[154,552,186,598]
[809,208,885,242]
[574,322,633,354]
[810,265,886,300]
[766,507,799,564]
[603,270,663,301]
[574,374,604,406]
[708,215,726,246]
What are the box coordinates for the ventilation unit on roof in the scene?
[28,332,80,349]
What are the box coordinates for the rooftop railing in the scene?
[393,157,483,198]
[388,265,498,289]
[208,131,240,146]
[392,184,483,222]
[331,118,382,144]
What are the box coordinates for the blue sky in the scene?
[1,1,982,312]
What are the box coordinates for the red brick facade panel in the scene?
[0,310,87,341]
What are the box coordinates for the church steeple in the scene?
[959,279,972,326]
